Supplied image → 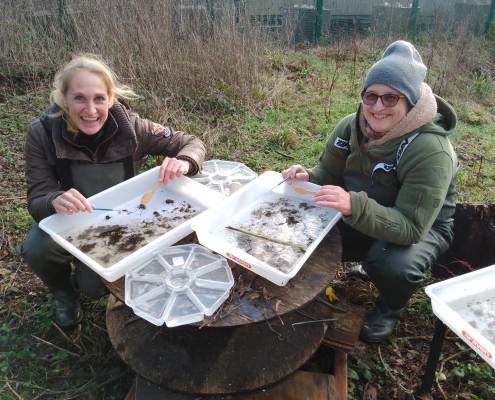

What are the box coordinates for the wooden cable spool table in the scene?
[104,228,343,396]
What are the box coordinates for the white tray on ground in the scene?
[39,167,225,282]
[192,171,341,286]
[425,264,495,369]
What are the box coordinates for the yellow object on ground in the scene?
[325,286,339,302]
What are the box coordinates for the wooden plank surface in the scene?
[106,294,329,394]
[333,349,347,400]
[133,371,338,400]
[103,229,342,327]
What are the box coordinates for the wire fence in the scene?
[235,0,495,44]
[2,0,495,47]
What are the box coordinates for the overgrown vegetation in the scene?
[1,1,495,399]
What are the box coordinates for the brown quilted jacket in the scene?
[24,102,206,222]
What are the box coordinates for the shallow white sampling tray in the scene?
[39,167,225,282]
[191,159,258,196]
[425,264,495,369]
[125,244,234,327]
[192,171,341,286]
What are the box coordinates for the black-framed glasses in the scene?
[360,91,404,107]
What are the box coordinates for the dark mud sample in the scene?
[117,233,146,252]
[165,199,174,204]
[138,204,146,210]
[97,225,128,246]
[79,243,97,253]
[299,202,316,211]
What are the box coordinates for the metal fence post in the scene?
[208,0,215,22]
[486,0,495,34]
[57,0,71,48]
[409,0,420,39]
[315,0,323,44]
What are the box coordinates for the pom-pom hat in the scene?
[363,40,427,107]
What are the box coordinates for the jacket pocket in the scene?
[411,189,426,224]
[374,215,401,230]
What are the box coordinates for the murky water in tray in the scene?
[447,289,495,344]
[212,194,334,273]
[61,196,203,268]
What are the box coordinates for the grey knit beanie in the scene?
[363,40,427,106]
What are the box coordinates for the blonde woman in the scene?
[16,55,206,328]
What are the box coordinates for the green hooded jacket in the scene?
[308,85,457,246]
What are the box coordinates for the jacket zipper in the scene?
[374,215,400,229]
[412,191,424,223]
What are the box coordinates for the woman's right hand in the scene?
[52,189,95,215]
[281,165,309,184]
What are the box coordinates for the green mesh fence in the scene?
[2,0,495,46]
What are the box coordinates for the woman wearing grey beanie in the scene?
[281,40,457,344]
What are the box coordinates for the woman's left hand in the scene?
[158,157,190,185]
[313,185,352,217]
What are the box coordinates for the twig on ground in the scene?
[439,347,471,366]
[5,381,23,400]
[0,196,27,203]
[274,150,295,159]
[395,335,460,341]
[87,320,108,334]
[51,321,84,353]
[377,345,414,396]
[62,368,131,400]
[434,375,447,400]
[31,334,81,357]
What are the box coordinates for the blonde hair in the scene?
[49,54,139,133]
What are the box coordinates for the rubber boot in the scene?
[359,297,407,344]
[53,288,83,329]
[348,264,371,282]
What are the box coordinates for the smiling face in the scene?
[362,84,409,133]
[63,70,112,135]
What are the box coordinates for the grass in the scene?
[1,4,495,398]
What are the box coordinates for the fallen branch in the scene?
[225,226,307,250]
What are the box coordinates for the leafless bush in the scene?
[0,0,268,126]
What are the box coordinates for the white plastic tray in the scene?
[125,244,234,327]
[192,171,341,286]
[39,167,225,282]
[425,264,495,369]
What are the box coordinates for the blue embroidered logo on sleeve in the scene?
[149,122,171,137]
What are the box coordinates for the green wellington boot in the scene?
[53,289,83,328]
[359,297,407,344]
